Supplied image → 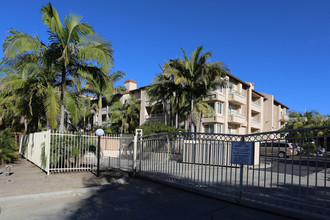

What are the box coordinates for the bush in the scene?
[0,130,18,164]
[137,122,185,135]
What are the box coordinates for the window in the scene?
[216,102,222,114]
[217,86,223,93]
[228,106,232,115]
[228,126,232,134]
[204,124,214,133]
[229,83,234,93]
[208,102,215,110]
[215,124,222,133]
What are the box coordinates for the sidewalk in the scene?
[0,158,292,220]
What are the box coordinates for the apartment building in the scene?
[94,75,288,135]
[199,73,288,134]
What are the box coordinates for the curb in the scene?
[0,175,128,204]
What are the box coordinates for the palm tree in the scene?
[2,3,114,131]
[83,70,125,126]
[110,97,140,134]
[147,72,176,126]
[0,64,60,132]
[149,46,228,131]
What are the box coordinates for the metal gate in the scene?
[100,134,134,172]
[136,127,330,219]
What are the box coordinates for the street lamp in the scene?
[95,128,104,177]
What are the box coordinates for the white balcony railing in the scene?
[229,110,245,118]
[230,90,246,98]
[252,101,261,107]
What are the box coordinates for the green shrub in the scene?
[137,122,185,135]
[0,130,18,163]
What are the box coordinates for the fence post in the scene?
[134,129,143,173]
[46,130,51,175]
[239,136,245,201]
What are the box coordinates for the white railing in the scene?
[19,131,134,174]
[230,90,246,98]
[229,110,246,118]
[252,118,260,123]
[252,101,261,107]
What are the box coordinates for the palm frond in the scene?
[40,2,63,35]
[44,85,60,129]
[3,29,44,59]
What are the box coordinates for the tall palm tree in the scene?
[150,46,228,131]
[110,97,140,134]
[2,3,114,131]
[0,63,60,132]
[83,70,125,126]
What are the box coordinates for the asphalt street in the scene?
[0,177,293,220]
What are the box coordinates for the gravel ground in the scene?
[0,157,124,198]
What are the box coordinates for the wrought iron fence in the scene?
[136,127,330,219]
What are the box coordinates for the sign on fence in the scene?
[231,141,254,165]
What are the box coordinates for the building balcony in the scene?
[204,91,225,102]
[251,101,261,113]
[145,113,165,123]
[280,114,289,122]
[228,90,246,105]
[250,119,261,129]
[202,114,225,124]
[228,111,246,125]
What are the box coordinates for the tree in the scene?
[283,110,330,130]
[0,57,60,132]
[110,97,140,134]
[148,46,228,132]
[0,130,18,164]
[282,110,330,152]
[83,70,125,126]
[2,3,114,132]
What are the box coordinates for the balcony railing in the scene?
[252,101,261,107]
[229,90,246,105]
[228,111,246,125]
[230,90,246,98]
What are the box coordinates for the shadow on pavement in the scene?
[67,172,292,220]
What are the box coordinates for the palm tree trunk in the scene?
[98,96,102,126]
[175,113,178,128]
[24,117,27,133]
[199,112,203,132]
[59,71,66,132]
[190,99,194,132]
[163,100,167,125]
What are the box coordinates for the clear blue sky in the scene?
[1,0,329,115]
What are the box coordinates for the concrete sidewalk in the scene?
[0,158,292,220]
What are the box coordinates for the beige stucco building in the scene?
[94,75,289,135]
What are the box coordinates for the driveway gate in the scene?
[136,127,330,219]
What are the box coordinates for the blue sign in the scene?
[231,142,254,165]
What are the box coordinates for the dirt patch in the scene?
[0,157,124,197]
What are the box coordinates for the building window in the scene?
[208,102,215,111]
[216,102,222,114]
[228,126,232,134]
[215,124,222,133]
[204,124,214,133]
[229,83,234,93]
[217,86,223,93]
